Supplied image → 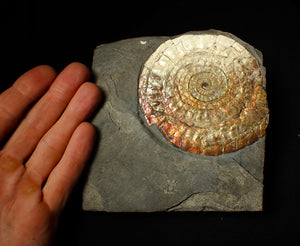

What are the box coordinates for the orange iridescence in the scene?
[139,33,269,155]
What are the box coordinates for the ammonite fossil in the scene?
[138,32,269,155]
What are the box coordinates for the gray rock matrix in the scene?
[82,30,266,212]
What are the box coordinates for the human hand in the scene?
[0,62,101,246]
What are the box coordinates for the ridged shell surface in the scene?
[138,33,269,155]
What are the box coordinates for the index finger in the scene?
[0,65,57,143]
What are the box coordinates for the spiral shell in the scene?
[138,32,269,155]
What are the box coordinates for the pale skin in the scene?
[0,62,101,246]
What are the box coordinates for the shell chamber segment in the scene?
[138,33,269,155]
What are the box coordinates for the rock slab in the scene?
[82,31,266,212]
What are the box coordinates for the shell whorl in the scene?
[138,33,269,155]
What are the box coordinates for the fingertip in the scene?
[66,82,102,122]
[33,65,57,77]
[13,65,58,97]
[63,62,91,81]
[74,122,97,149]
[67,62,89,70]
[82,82,102,105]
[18,65,57,84]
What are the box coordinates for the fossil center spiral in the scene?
[187,66,228,102]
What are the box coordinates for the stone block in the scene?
[82,31,266,212]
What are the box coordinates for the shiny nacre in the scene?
[138,32,269,155]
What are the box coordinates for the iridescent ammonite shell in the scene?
[138,32,269,155]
